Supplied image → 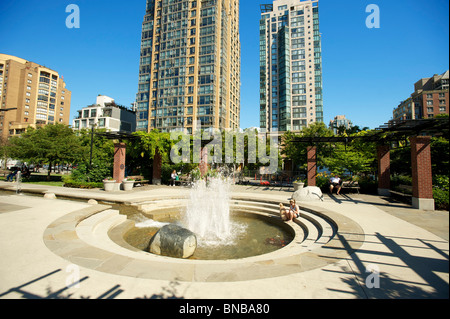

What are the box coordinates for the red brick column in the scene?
[113,143,126,184]
[410,136,435,210]
[199,147,208,177]
[377,145,391,196]
[307,146,317,187]
[152,149,162,185]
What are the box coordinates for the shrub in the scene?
[433,175,449,211]
[433,188,449,211]
[356,176,378,194]
[433,175,449,191]
[315,172,331,191]
[391,175,412,187]
[71,160,112,183]
[62,175,103,189]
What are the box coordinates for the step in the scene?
[296,214,319,250]
[76,210,127,251]
[301,210,336,245]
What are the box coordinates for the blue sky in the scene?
[0,0,449,130]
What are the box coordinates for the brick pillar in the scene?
[113,143,126,185]
[410,136,434,210]
[284,159,294,178]
[152,149,162,185]
[199,147,208,177]
[377,145,391,196]
[307,146,317,187]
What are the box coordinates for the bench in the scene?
[340,181,361,194]
[127,175,150,186]
[175,176,193,187]
[0,169,10,177]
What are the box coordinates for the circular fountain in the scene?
[122,177,295,260]
[43,176,365,282]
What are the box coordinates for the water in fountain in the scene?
[123,173,295,259]
[184,176,246,246]
[16,171,22,195]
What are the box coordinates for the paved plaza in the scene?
[0,181,448,300]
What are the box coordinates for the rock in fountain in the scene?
[149,224,197,259]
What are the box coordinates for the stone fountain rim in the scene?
[43,195,365,282]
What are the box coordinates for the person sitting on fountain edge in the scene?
[279,199,300,222]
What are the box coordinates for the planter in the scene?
[293,182,305,192]
[122,180,135,191]
[103,180,117,192]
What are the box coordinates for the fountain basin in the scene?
[43,196,365,282]
[123,210,295,260]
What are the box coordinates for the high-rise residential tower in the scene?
[0,54,71,140]
[136,0,241,134]
[259,0,323,133]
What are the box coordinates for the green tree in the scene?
[127,130,174,183]
[431,136,449,176]
[70,128,115,182]
[281,122,334,172]
[0,136,8,169]
[8,124,83,179]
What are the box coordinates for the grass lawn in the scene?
[23,180,65,187]
[0,174,64,187]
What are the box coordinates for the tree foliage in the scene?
[282,123,377,176]
[8,124,83,177]
[70,128,115,182]
[281,122,334,172]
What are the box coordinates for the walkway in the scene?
[0,181,448,299]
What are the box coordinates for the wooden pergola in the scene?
[291,118,449,210]
[97,118,448,210]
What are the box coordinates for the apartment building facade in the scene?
[329,115,353,134]
[72,95,137,133]
[0,54,71,139]
[260,0,323,133]
[393,70,449,121]
[136,0,241,134]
